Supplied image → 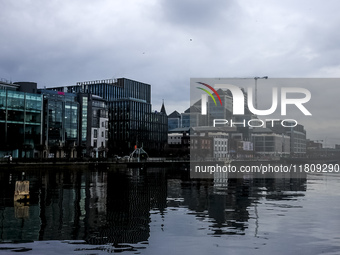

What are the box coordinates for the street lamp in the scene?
[254,76,268,109]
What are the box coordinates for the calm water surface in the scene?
[0,165,339,255]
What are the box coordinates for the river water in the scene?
[0,164,339,255]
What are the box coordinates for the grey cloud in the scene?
[160,0,238,28]
[1,0,340,140]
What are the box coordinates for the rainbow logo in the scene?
[196,82,222,106]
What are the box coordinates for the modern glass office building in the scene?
[110,99,167,155]
[55,78,151,104]
[50,78,167,156]
[41,90,79,158]
[0,83,42,158]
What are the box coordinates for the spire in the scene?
[160,99,167,115]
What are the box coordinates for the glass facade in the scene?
[168,118,180,131]
[110,99,167,155]
[50,78,167,156]
[0,89,42,158]
[54,78,151,104]
[1,77,167,158]
[42,90,79,158]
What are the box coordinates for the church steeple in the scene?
[160,99,167,115]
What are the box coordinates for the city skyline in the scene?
[0,78,167,159]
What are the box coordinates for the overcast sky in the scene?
[1,0,340,143]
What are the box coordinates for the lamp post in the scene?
[254,76,268,109]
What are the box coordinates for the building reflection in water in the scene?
[0,165,306,245]
[166,173,306,236]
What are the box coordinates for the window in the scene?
[93,140,97,148]
[102,131,104,137]
[94,129,97,138]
